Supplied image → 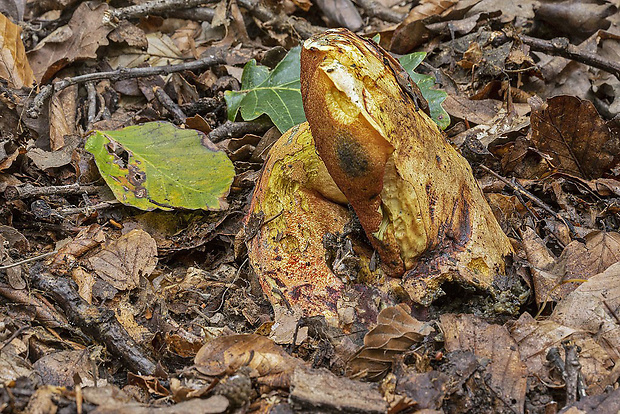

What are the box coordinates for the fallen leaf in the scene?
[508,312,615,394]
[194,334,301,377]
[88,229,157,291]
[551,262,620,371]
[0,11,35,88]
[86,121,234,211]
[225,47,304,133]
[530,95,616,179]
[27,2,112,83]
[441,313,527,414]
[49,83,77,151]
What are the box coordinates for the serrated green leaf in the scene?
[224,47,305,133]
[86,121,234,211]
[399,53,450,130]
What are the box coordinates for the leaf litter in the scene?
[0,0,617,413]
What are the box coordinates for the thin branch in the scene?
[28,54,225,118]
[29,265,157,375]
[354,0,405,23]
[154,86,187,123]
[519,34,620,80]
[479,165,577,237]
[109,0,219,21]
[4,183,104,200]
[0,251,57,270]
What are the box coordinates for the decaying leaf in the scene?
[245,122,384,325]
[530,95,617,179]
[194,334,301,377]
[508,312,615,395]
[346,304,433,381]
[86,122,234,211]
[550,262,620,371]
[88,229,157,291]
[301,29,514,305]
[0,11,35,88]
[441,313,527,414]
[27,2,112,83]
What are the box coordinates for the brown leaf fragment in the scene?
[0,11,35,88]
[530,95,616,179]
[33,350,97,387]
[49,83,77,151]
[508,312,614,394]
[27,2,112,83]
[88,229,157,291]
[49,224,105,273]
[346,304,433,380]
[194,334,301,377]
[441,314,527,414]
[551,262,620,379]
[290,365,387,413]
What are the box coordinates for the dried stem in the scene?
[109,0,219,20]
[519,35,620,80]
[28,54,225,118]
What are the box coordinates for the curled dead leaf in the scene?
[194,334,301,377]
[301,29,514,305]
[346,304,433,381]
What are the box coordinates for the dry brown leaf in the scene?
[551,262,620,370]
[49,83,77,151]
[441,313,527,414]
[194,334,301,377]
[530,95,616,179]
[49,224,105,273]
[0,12,34,88]
[301,29,514,305]
[346,304,433,380]
[508,312,615,394]
[88,229,157,291]
[524,229,620,304]
[27,2,112,83]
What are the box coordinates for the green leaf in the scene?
[224,47,305,133]
[86,122,234,211]
[399,53,450,130]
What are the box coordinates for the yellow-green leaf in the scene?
[86,122,234,211]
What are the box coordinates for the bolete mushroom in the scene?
[300,28,514,305]
[245,29,516,325]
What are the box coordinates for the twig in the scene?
[354,0,405,23]
[165,7,215,21]
[562,342,586,404]
[519,35,620,80]
[57,200,121,216]
[479,165,576,237]
[29,265,157,375]
[154,86,187,123]
[0,251,57,270]
[28,54,225,118]
[4,183,104,200]
[108,0,219,21]
[0,281,70,329]
[207,119,273,143]
[236,0,324,39]
[0,326,30,353]
[86,82,97,128]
